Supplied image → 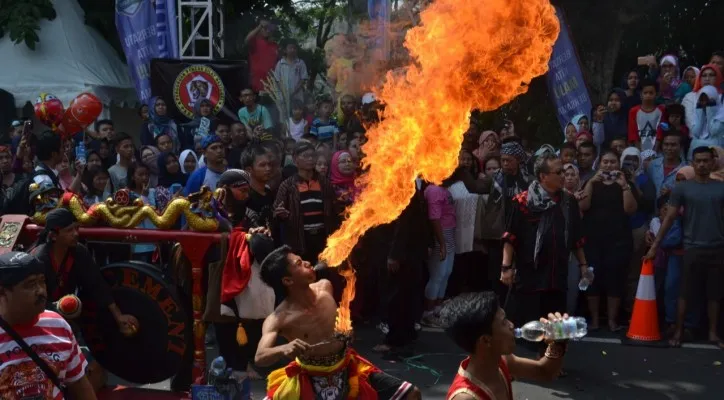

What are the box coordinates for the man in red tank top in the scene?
[441,292,569,400]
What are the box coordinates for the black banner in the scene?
[150,58,248,123]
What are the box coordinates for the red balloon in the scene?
[67,92,103,127]
[34,93,65,131]
[57,112,83,139]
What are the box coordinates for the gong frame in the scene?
[11,220,220,385]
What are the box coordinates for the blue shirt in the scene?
[310,118,339,142]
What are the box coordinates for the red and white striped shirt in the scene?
[0,310,87,399]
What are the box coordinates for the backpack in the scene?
[2,164,60,216]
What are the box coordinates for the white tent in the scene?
[0,0,137,108]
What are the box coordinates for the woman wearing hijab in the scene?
[580,150,639,332]
[158,152,188,188]
[140,145,161,188]
[140,96,179,151]
[683,64,724,146]
[472,130,499,169]
[620,147,656,312]
[686,85,724,159]
[330,150,358,214]
[179,149,198,175]
[571,114,590,134]
[180,98,216,150]
[652,55,681,103]
[675,66,700,102]
[603,88,629,146]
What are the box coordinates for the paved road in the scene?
[111,325,724,399]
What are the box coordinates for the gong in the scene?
[80,261,191,384]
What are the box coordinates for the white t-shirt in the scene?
[649,217,662,236]
[288,117,307,141]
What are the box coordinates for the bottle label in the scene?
[559,319,577,338]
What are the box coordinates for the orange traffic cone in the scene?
[623,259,663,346]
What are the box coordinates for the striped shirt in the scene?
[0,311,87,399]
[298,180,325,233]
[310,118,339,143]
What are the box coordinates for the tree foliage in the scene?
[0,0,56,50]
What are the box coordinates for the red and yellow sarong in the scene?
[266,349,380,400]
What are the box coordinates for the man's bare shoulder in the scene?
[312,279,334,294]
[265,301,291,328]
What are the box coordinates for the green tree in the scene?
[0,0,56,50]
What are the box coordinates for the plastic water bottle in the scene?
[514,317,588,342]
[207,356,228,386]
[76,142,86,165]
[578,266,595,291]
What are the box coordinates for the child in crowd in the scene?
[628,79,666,152]
[310,97,340,147]
[591,103,606,148]
[82,167,112,207]
[315,153,329,177]
[127,163,158,263]
[610,138,627,157]
[656,104,690,156]
[287,102,308,141]
[560,143,577,165]
[282,138,296,166]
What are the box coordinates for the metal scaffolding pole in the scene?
[177,0,224,60]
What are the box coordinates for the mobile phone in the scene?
[21,120,32,141]
[170,183,183,195]
[637,55,656,66]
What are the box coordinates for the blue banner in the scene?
[546,7,591,132]
[115,0,178,104]
[368,0,390,61]
[155,0,179,59]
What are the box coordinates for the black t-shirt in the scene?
[226,146,244,169]
[246,186,275,228]
[584,181,638,241]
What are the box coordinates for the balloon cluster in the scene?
[34,92,102,139]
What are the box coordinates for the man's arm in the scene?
[66,376,98,400]
[646,201,679,258]
[255,313,310,367]
[504,351,563,382]
[245,23,262,45]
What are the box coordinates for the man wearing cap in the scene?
[274,141,337,264]
[184,134,228,196]
[458,139,533,290]
[204,169,276,381]
[0,251,97,399]
[29,208,139,390]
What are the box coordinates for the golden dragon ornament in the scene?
[29,184,222,232]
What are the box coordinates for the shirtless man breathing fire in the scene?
[256,245,421,400]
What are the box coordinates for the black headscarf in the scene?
[218,169,251,227]
[603,88,629,144]
[0,251,45,288]
[37,208,76,244]
[157,152,188,188]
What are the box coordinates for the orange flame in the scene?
[320,0,559,267]
[334,263,357,333]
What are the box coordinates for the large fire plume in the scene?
[321,0,559,267]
